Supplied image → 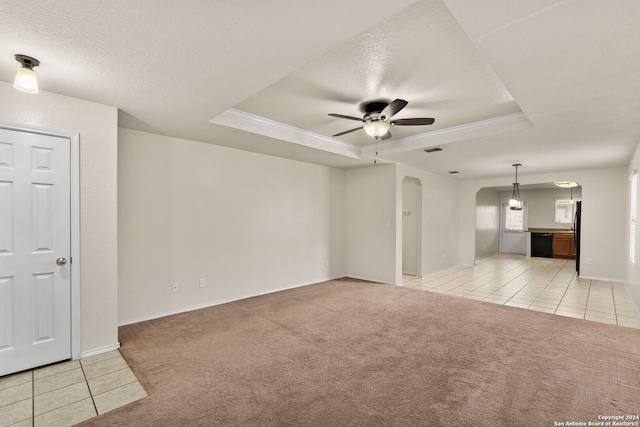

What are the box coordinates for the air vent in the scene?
[448,171,460,174]
[424,146,443,153]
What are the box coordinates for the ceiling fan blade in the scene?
[328,113,364,122]
[390,118,435,126]
[332,127,362,137]
[380,130,392,140]
[381,99,408,119]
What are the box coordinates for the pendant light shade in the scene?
[509,163,523,211]
[14,54,40,94]
[363,120,390,138]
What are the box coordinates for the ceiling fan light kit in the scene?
[328,98,434,141]
[363,121,391,138]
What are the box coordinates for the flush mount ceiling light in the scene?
[554,181,579,188]
[14,54,40,94]
[509,163,523,211]
[363,120,391,139]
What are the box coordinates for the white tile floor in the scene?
[404,254,640,329]
[0,350,146,427]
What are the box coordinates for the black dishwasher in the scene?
[531,233,553,258]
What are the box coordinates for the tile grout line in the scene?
[2,351,150,427]
[79,360,99,418]
[460,258,555,303]
[423,255,639,328]
[503,259,567,306]
[31,370,34,427]
[552,269,582,316]
[580,279,593,318]
[610,282,619,325]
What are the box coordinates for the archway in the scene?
[402,177,423,277]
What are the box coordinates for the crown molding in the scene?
[360,112,531,157]
[210,108,361,159]
[211,109,532,161]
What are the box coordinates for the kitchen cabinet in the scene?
[552,233,576,259]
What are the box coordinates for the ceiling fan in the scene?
[328,99,434,140]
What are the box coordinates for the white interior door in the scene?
[0,128,71,376]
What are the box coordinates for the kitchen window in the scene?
[504,201,528,232]
[555,199,580,224]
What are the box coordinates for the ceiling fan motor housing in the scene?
[362,102,389,123]
[362,101,389,115]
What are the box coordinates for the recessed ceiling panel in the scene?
[234,0,521,146]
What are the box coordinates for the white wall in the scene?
[345,163,461,285]
[499,187,582,230]
[118,128,346,324]
[475,188,500,258]
[0,82,118,354]
[345,164,397,284]
[461,167,627,280]
[397,164,461,279]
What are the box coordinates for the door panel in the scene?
[0,128,71,376]
[0,277,14,351]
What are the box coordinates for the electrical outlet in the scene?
[172,282,179,292]
[199,278,206,288]
[587,259,593,265]
[325,260,329,267]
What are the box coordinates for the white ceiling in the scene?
[1,0,639,180]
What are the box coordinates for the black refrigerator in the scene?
[574,201,582,275]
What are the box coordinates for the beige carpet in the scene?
[80,278,640,426]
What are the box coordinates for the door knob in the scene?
[56,257,67,266]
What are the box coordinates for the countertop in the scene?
[527,228,573,234]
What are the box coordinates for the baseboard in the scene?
[345,275,395,286]
[118,276,345,327]
[474,253,498,261]
[577,274,624,283]
[78,342,120,359]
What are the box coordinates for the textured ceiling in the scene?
[1,0,640,180]
[233,0,520,146]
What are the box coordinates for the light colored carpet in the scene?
[80,278,640,426]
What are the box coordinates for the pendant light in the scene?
[569,187,575,204]
[14,54,40,94]
[509,163,523,211]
